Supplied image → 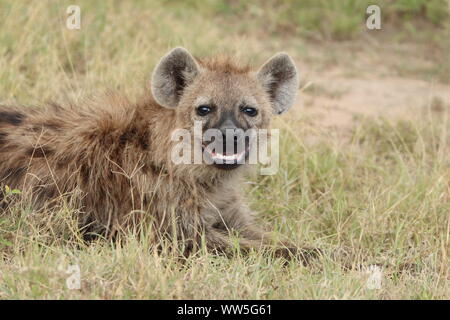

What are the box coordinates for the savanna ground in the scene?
[0,0,448,299]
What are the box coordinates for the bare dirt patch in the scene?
[300,76,450,130]
[290,38,450,135]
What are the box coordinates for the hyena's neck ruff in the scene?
[0,47,301,257]
[0,96,233,239]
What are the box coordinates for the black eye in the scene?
[241,106,258,117]
[197,105,213,116]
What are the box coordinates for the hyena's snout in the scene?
[202,120,253,169]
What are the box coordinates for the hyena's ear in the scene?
[151,47,200,108]
[257,53,299,115]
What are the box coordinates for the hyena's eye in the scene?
[241,106,258,117]
[196,105,213,116]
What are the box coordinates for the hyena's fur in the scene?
[0,48,308,258]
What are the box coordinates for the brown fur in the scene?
[0,49,313,260]
[198,55,252,74]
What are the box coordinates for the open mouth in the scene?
[202,138,251,169]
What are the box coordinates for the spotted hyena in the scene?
[0,47,314,259]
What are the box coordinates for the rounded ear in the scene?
[151,47,200,108]
[256,53,299,115]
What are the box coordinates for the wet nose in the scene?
[219,119,242,142]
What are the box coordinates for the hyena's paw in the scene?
[273,246,323,266]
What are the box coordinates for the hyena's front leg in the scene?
[236,223,321,265]
[209,206,321,264]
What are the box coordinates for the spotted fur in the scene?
[0,48,306,259]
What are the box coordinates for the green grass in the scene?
[1,111,448,299]
[0,0,448,299]
[181,0,450,40]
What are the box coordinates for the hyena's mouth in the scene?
[202,137,251,170]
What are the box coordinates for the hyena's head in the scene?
[151,47,299,171]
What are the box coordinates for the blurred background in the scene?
[0,0,448,131]
[0,0,448,299]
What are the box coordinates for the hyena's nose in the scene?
[219,119,243,142]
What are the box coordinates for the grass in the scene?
[0,0,449,299]
[1,110,448,299]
